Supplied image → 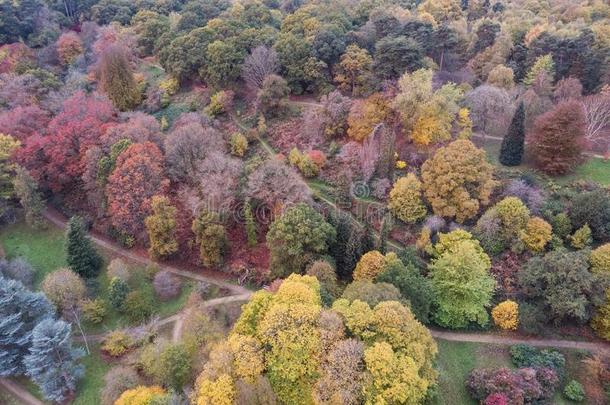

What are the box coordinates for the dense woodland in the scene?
[1,0,610,404]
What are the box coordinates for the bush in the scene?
[205,90,234,117]
[492,300,519,330]
[551,212,572,240]
[0,257,34,287]
[101,330,134,357]
[82,298,107,324]
[509,344,565,377]
[467,367,559,404]
[520,217,552,253]
[570,224,592,249]
[101,366,141,405]
[306,260,340,302]
[564,380,585,402]
[591,244,610,274]
[388,173,427,224]
[123,289,155,323]
[114,386,166,405]
[107,258,130,282]
[518,302,545,335]
[230,133,248,157]
[153,271,183,301]
[570,189,610,242]
[108,276,130,310]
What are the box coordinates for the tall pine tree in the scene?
[66,216,102,278]
[25,318,84,403]
[499,102,525,166]
[0,275,54,377]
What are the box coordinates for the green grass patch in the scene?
[556,157,610,186]
[0,220,66,287]
[72,344,114,405]
[433,340,511,405]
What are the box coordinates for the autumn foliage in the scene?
[529,100,586,175]
[106,142,169,240]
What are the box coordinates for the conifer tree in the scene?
[145,196,178,259]
[0,275,54,377]
[25,319,84,403]
[66,216,102,278]
[243,201,257,247]
[499,102,525,166]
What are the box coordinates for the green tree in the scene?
[108,277,129,310]
[388,173,427,224]
[0,134,19,207]
[333,44,373,95]
[205,39,245,88]
[145,195,178,259]
[429,234,495,328]
[499,102,525,166]
[257,74,290,117]
[192,211,228,268]
[66,216,102,278]
[374,36,424,80]
[244,201,257,247]
[98,45,141,111]
[266,203,336,278]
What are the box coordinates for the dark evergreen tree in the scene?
[361,222,376,254]
[0,275,54,377]
[499,102,525,166]
[328,211,353,279]
[25,319,84,403]
[66,216,102,278]
[108,277,130,310]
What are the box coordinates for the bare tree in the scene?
[242,46,279,89]
[581,86,610,153]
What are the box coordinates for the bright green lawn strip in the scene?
[0,220,66,287]
[72,344,114,405]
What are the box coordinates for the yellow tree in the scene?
[421,140,496,223]
[520,217,552,253]
[492,300,519,330]
[334,44,373,96]
[114,386,166,405]
[0,133,20,203]
[145,195,178,259]
[388,173,427,223]
[347,93,391,142]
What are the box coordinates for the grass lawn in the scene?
[434,339,591,405]
[0,220,66,287]
[477,137,610,186]
[72,344,114,405]
[434,340,511,405]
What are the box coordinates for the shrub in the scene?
[230,133,248,157]
[518,302,545,335]
[569,189,610,241]
[257,74,289,117]
[492,300,519,330]
[388,173,427,224]
[591,288,610,340]
[145,196,178,259]
[114,386,166,405]
[495,197,530,241]
[156,343,192,390]
[564,380,585,402]
[159,77,179,96]
[591,244,610,274]
[205,90,234,117]
[107,258,130,282]
[510,344,565,377]
[0,257,34,287]
[473,209,506,256]
[353,250,385,281]
[520,217,552,253]
[153,270,183,301]
[306,260,340,301]
[484,393,509,405]
[108,276,130,310]
[101,330,134,357]
[123,289,155,323]
[192,215,227,268]
[82,299,107,324]
[56,32,83,65]
[101,366,141,405]
[467,367,559,404]
[570,224,592,249]
[551,213,572,240]
[341,280,402,307]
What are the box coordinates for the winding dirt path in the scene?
[42,208,249,296]
[430,329,610,356]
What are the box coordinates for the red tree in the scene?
[0,105,50,141]
[0,43,33,74]
[529,100,586,175]
[42,91,117,192]
[106,142,169,241]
